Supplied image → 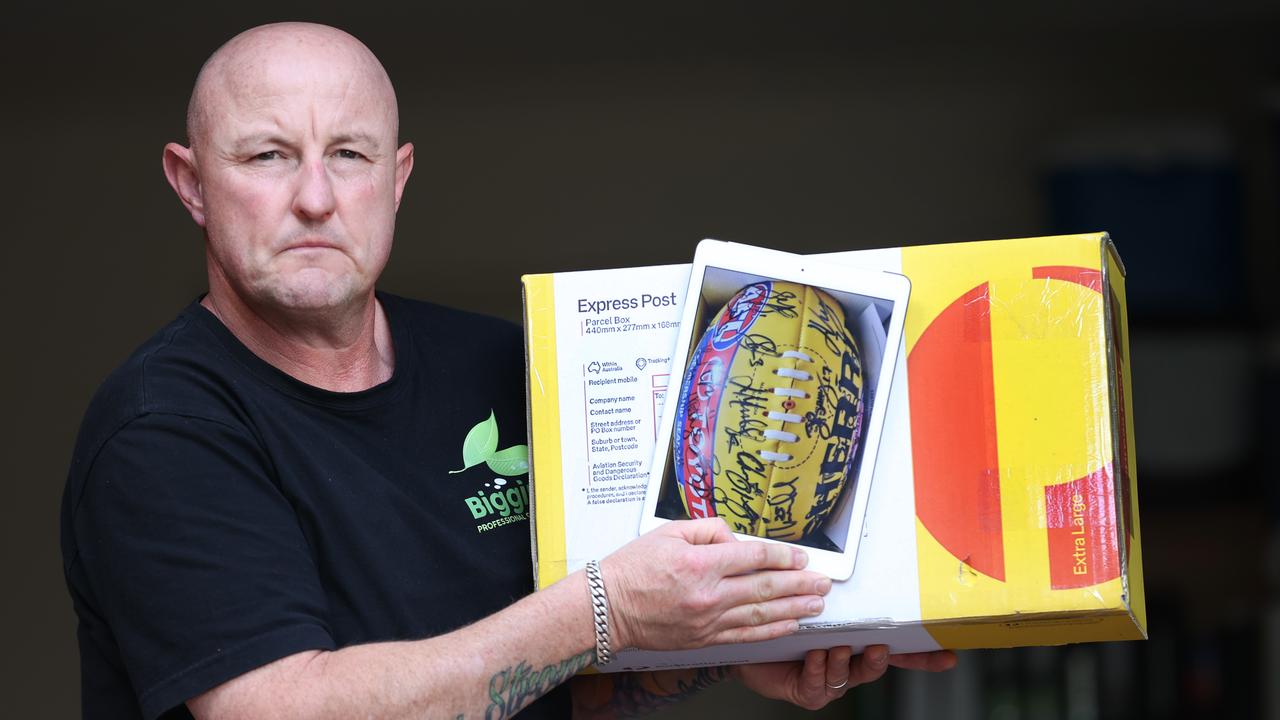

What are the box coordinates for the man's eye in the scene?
[335,149,364,160]
[252,151,281,161]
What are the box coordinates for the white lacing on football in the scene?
[761,423,800,463]
[775,367,811,381]
[760,351,811,463]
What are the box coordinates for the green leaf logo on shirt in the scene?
[449,410,530,477]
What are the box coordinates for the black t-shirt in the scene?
[61,294,569,719]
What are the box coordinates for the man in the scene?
[61,22,954,719]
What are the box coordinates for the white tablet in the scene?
[638,239,910,580]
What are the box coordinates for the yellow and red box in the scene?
[522,232,1145,667]
[862,233,1145,650]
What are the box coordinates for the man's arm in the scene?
[189,568,596,720]
[571,667,735,719]
[188,519,830,720]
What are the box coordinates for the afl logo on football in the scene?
[710,282,771,350]
[693,356,725,402]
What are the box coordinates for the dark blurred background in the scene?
[5,2,1278,717]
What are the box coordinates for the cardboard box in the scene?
[522,233,1146,670]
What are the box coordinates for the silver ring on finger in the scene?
[825,678,849,690]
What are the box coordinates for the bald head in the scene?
[162,21,415,326]
[186,23,398,151]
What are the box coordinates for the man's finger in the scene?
[799,649,828,698]
[670,517,738,546]
[716,570,830,607]
[888,650,958,672]
[824,646,853,690]
[849,644,890,687]
[710,617,801,645]
[715,594,824,632]
[709,539,809,576]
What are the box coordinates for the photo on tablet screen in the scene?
[653,265,895,553]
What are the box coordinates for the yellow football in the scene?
[671,281,865,542]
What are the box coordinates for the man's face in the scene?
[190,39,409,313]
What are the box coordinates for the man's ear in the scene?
[163,143,206,227]
[393,142,414,212]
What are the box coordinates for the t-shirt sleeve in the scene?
[71,412,336,720]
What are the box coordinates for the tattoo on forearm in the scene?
[483,648,596,719]
[579,666,734,718]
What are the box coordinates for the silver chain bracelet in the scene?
[584,560,612,665]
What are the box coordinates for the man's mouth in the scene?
[284,239,341,252]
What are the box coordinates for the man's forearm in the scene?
[189,519,833,719]
[189,570,596,720]
[571,667,734,719]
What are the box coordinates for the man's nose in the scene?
[292,158,337,221]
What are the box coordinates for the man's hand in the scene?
[735,645,959,711]
[602,518,831,650]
